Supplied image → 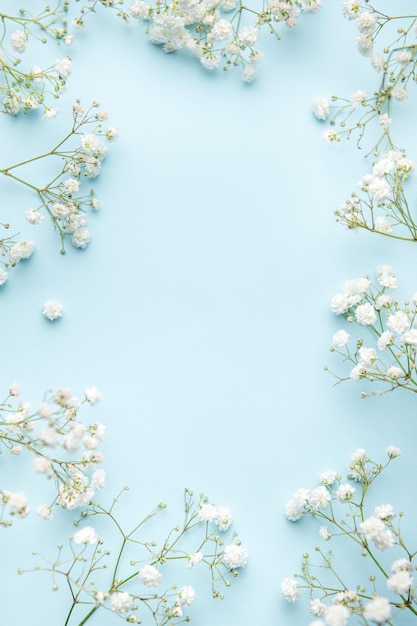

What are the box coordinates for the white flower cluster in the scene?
[282,447,414,626]
[1,101,117,293]
[29,489,247,623]
[334,150,416,240]
[0,384,106,524]
[128,0,322,81]
[329,266,417,395]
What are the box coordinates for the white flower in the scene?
[324,604,350,626]
[360,516,394,550]
[64,178,80,193]
[84,386,102,405]
[391,558,412,574]
[309,486,331,511]
[386,445,401,459]
[356,33,373,56]
[9,383,21,396]
[139,564,162,586]
[32,457,51,473]
[210,19,233,41]
[387,570,413,594]
[336,484,355,502]
[373,504,395,520]
[300,0,322,13]
[396,49,413,65]
[392,85,408,101]
[215,506,232,530]
[71,227,91,249]
[24,208,44,224]
[358,347,376,368]
[36,504,52,520]
[320,470,337,485]
[386,365,404,379]
[330,293,350,314]
[110,591,134,615]
[8,241,35,263]
[387,311,409,334]
[375,294,393,310]
[42,300,63,321]
[198,503,217,521]
[187,551,203,568]
[177,586,195,606]
[319,525,331,540]
[310,598,327,616]
[323,130,341,143]
[378,114,391,128]
[281,578,300,602]
[238,26,258,46]
[401,329,417,345]
[374,216,391,234]
[312,97,330,120]
[73,526,98,544]
[223,543,248,568]
[10,31,27,52]
[342,1,361,20]
[349,89,366,106]
[242,63,259,83]
[0,268,8,285]
[55,57,72,79]
[91,468,106,489]
[332,329,350,347]
[363,596,391,624]
[130,0,152,18]
[355,12,376,33]
[355,303,376,325]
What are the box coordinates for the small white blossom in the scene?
[363,596,391,624]
[139,564,162,586]
[312,97,330,120]
[281,577,301,602]
[73,526,98,544]
[42,301,63,321]
[223,543,248,568]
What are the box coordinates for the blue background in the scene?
[1,0,417,623]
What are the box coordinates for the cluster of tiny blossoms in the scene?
[26,489,248,625]
[0,383,105,526]
[0,101,117,288]
[334,149,417,242]
[281,446,417,626]
[0,3,76,116]
[328,266,417,396]
[311,4,417,150]
[127,0,322,82]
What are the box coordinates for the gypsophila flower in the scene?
[187,551,203,567]
[325,604,350,626]
[281,578,301,602]
[24,208,44,224]
[177,586,195,606]
[355,302,376,325]
[215,506,232,530]
[373,504,395,520]
[336,484,355,502]
[312,97,330,120]
[198,503,218,521]
[0,268,8,286]
[223,544,248,568]
[387,570,413,594]
[110,592,134,615]
[139,564,162,586]
[42,301,63,321]
[73,526,98,545]
[363,597,391,624]
[386,445,401,459]
[332,330,350,347]
[84,386,102,406]
[36,504,52,520]
[320,470,337,485]
[319,525,331,540]
[349,89,366,106]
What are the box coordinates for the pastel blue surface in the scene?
[2,1,417,624]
